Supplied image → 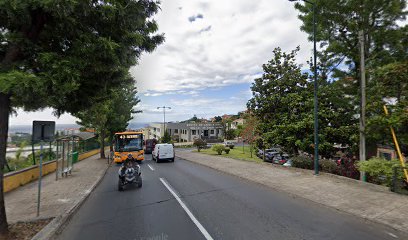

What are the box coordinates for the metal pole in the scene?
[37,141,43,217]
[163,107,166,136]
[31,142,36,165]
[383,105,408,182]
[359,30,366,181]
[56,140,58,181]
[312,2,319,175]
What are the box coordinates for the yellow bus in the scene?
[113,131,144,163]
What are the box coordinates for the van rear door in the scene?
[159,145,174,159]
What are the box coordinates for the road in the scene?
[57,154,406,240]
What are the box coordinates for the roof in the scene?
[75,132,96,140]
[57,132,95,141]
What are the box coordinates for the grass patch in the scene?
[196,146,262,163]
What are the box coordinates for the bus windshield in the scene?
[115,134,143,152]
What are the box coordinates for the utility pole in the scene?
[157,106,171,137]
[359,30,366,181]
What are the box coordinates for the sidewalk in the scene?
[5,153,109,223]
[176,150,408,234]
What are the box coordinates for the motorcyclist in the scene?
[120,154,137,179]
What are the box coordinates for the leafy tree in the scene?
[213,116,222,122]
[193,138,206,152]
[240,114,259,158]
[366,61,408,153]
[248,47,358,157]
[225,129,236,140]
[294,0,407,79]
[0,0,163,234]
[234,125,244,138]
[248,47,311,155]
[161,130,172,144]
[75,82,140,159]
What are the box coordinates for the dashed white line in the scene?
[159,178,214,240]
[386,232,398,239]
[147,164,155,171]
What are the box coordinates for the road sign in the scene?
[32,121,55,142]
[32,120,55,217]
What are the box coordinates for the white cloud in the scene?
[131,0,312,94]
[9,108,79,125]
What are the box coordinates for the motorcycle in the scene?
[118,158,142,191]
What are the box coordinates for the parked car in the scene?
[272,155,289,165]
[283,159,292,167]
[223,141,235,149]
[257,147,282,159]
[264,151,279,162]
[152,144,175,163]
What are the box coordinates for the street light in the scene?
[157,106,171,136]
[289,0,319,175]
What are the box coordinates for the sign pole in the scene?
[37,140,43,217]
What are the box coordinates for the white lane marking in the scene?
[159,178,214,240]
[147,164,155,171]
[386,232,398,239]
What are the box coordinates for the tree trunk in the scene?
[109,133,114,152]
[99,131,106,159]
[0,93,10,236]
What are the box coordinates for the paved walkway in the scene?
[176,150,408,234]
[5,153,109,223]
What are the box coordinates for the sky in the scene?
[9,0,312,125]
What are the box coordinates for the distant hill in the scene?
[9,124,80,134]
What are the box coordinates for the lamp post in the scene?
[289,0,319,175]
[157,106,171,137]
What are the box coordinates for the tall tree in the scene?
[366,61,408,153]
[76,80,141,159]
[0,0,163,235]
[248,47,358,157]
[294,0,407,78]
[248,47,311,154]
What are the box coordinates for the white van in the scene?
[152,144,175,163]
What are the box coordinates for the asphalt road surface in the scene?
[57,154,406,240]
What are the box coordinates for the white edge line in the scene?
[159,178,214,240]
[386,232,398,239]
[147,164,155,171]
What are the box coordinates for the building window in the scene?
[210,130,214,134]
[192,130,196,135]
[175,129,178,133]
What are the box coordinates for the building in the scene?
[144,122,224,142]
[231,118,245,130]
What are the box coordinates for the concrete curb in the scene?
[31,161,111,240]
[176,152,408,235]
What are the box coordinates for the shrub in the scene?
[357,158,403,186]
[224,147,230,154]
[229,145,234,149]
[212,144,225,155]
[337,156,360,180]
[193,139,206,152]
[319,159,338,174]
[292,155,314,169]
